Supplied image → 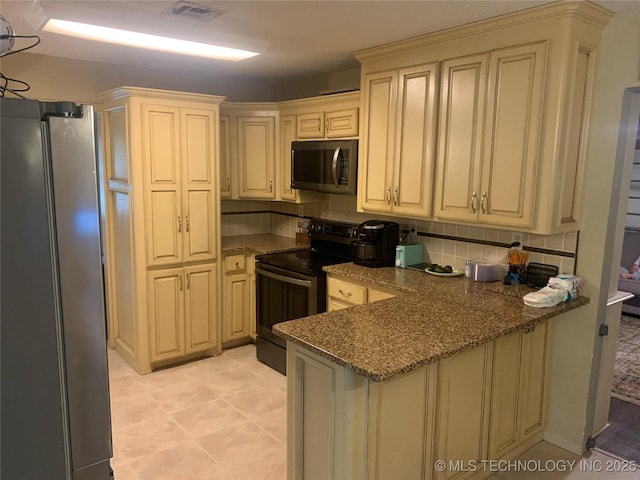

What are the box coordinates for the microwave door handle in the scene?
[332,147,341,188]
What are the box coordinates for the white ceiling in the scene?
[0,0,635,81]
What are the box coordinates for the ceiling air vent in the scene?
[163,2,225,22]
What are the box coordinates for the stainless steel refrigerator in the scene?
[1,98,113,479]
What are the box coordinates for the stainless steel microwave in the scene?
[291,140,357,194]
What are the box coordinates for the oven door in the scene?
[255,262,318,348]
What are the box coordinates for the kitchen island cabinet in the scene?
[275,264,587,480]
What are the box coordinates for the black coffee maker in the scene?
[352,220,400,268]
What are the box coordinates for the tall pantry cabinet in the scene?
[98,87,224,374]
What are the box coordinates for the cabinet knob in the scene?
[385,187,392,205]
[269,179,273,193]
[393,187,399,206]
[235,261,239,267]
[471,192,478,214]
[338,289,352,297]
[185,215,190,233]
[178,216,182,233]
[481,192,488,214]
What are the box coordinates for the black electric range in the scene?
[254,219,357,374]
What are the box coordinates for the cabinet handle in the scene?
[269,179,273,193]
[235,261,239,267]
[471,192,477,213]
[325,118,329,133]
[178,216,182,233]
[186,273,190,290]
[481,192,488,214]
[185,215,190,233]
[338,289,352,297]
[393,187,399,206]
[318,119,322,132]
[523,325,535,334]
[179,275,183,291]
[385,186,392,205]
[226,177,231,192]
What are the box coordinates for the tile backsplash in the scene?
[222,196,577,274]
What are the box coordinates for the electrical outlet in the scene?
[511,232,524,247]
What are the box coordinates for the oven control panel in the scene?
[308,218,357,243]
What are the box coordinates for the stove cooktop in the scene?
[255,249,351,276]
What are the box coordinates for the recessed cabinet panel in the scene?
[520,323,548,438]
[183,110,213,184]
[111,190,135,352]
[326,108,359,138]
[184,190,214,261]
[105,107,129,182]
[393,64,439,217]
[185,264,217,353]
[144,106,180,184]
[237,116,276,199]
[148,270,183,361]
[434,56,487,223]
[297,112,325,139]
[481,44,545,228]
[149,190,181,264]
[360,73,397,210]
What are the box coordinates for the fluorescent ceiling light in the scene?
[43,18,259,61]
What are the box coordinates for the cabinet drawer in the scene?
[327,278,367,305]
[224,254,247,273]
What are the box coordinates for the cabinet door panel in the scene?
[237,116,276,199]
[280,114,297,201]
[481,43,545,228]
[297,112,325,139]
[144,106,180,184]
[220,115,232,198]
[149,190,181,265]
[182,109,214,184]
[184,189,215,262]
[223,273,250,342]
[393,64,439,218]
[359,72,397,212]
[488,332,521,459]
[434,55,487,223]
[185,264,217,353]
[326,108,359,138]
[434,344,489,480]
[148,269,184,361]
[520,322,548,438]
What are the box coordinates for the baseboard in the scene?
[542,431,585,455]
[611,392,640,406]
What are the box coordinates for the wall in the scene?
[0,52,272,103]
[269,67,361,101]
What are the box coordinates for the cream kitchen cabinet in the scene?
[358,63,439,218]
[278,92,359,203]
[142,103,218,267]
[355,1,610,234]
[297,108,359,139]
[326,274,396,311]
[99,87,223,374]
[147,264,218,363]
[222,253,254,347]
[488,321,550,459]
[433,43,545,230]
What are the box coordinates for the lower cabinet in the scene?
[147,264,218,363]
[287,319,551,480]
[326,274,396,311]
[222,253,255,347]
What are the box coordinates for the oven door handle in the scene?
[256,266,312,288]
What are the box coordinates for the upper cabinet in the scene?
[219,115,232,198]
[355,1,612,234]
[358,63,438,218]
[434,43,545,229]
[297,108,359,139]
[141,104,218,267]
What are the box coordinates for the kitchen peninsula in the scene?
[274,264,589,480]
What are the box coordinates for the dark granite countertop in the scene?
[273,262,589,382]
[221,234,308,256]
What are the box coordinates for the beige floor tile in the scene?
[129,441,231,480]
[108,349,137,379]
[149,379,219,412]
[223,382,287,418]
[180,353,243,375]
[110,391,166,431]
[201,366,263,398]
[197,420,282,466]
[171,398,249,438]
[220,344,257,364]
[113,414,190,460]
[226,447,286,480]
[110,462,141,480]
[252,406,287,446]
[246,361,287,388]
